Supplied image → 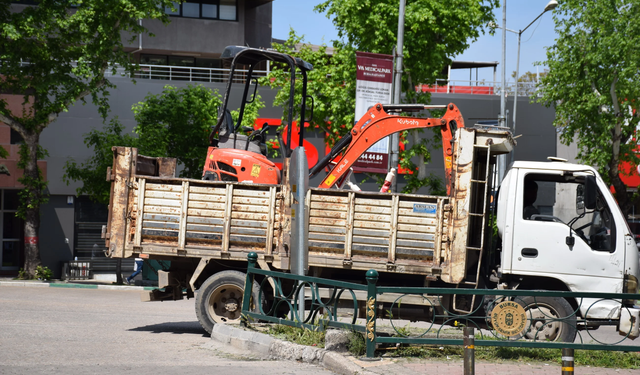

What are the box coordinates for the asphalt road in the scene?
[0,285,334,375]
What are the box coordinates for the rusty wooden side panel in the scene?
[131,179,279,255]
[395,197,443,263]
[105,147,137,258]
[308,191,350,256]
[307,188,448,275]
[443,129,476,284]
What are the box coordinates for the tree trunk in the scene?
[22,131,43,277]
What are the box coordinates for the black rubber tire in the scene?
[517,295,577,343]
[195,270,260,335]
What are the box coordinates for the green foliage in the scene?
[35,265,53,281]
[386,344,640,368]
[398,127,446,194]
[263,31,357,147]
[315,0,498,100]
[0,0,173,126]
[230,92,266,132]
[64,118,136,204]
[16,268,28,280]
[64,84,238,202]
[536,1,640,214]
[347,331,366,356]
[267,324,325,348]
[132,84,223,178]
[15,266,53,280]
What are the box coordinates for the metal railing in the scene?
[417,79,539,97]
[105,64,269,84]
[241,253,640,360]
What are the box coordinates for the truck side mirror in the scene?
[585,175,597,210]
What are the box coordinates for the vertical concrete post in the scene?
[561,348,574,375]
[463,326,475,375]
[242,252,258,327]
[365,269,379,358]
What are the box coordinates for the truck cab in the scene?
[497,159,640,332]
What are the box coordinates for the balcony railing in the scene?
[103,64,540,97]
[106,64,270,84]
[417,79,539,97]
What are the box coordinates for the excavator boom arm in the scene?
[318,103,464,194]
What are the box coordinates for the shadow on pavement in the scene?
[130,321,207,336]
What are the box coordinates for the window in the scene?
[523,173,615,252]
[10,128,23,144]
[219,0,236,20]
[141,55,168,65]
[164,0,236,20]
[1,190,22,270]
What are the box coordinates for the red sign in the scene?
[24,237,38,245]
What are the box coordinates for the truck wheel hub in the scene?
[223,298,239,312]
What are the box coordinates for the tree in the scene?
[131,85,225,179]
[266,1,497,193]
[64,119,136,205]
[316,0,498,98]
[65,84,265,203]
[0,0,172,276]
[536,1,640,215]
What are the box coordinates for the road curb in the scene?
[0,280,155,291]
[211,324,377,375]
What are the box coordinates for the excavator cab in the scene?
[202,46,313,184]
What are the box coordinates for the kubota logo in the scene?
[397,118,420,126]
[336,159,349,174]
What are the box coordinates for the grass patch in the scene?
[266,324,325,348]
[347,331,366,356]
[262,324,640,369]
[385,344,640,369]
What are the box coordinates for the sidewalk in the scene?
[0,278,155,291]
[353,357,640,375]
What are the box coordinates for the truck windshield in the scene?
[523,173,615,252]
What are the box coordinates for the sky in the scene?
[271,0,559,84]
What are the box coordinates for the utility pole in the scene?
[390,0,406,193]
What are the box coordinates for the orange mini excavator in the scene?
[202,46,313,184]
[308,103,465,195]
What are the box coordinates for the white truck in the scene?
[104,126,639,342]
[103,46,639,342]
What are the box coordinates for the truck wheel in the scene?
[195,270,260,334]
[518,296,577,343]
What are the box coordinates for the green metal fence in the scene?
[241,253,640,358]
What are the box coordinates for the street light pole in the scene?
[512,0,558,137]
[499,1,507,129]
[390,0,406,193]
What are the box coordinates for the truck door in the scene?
[508,171,625,317]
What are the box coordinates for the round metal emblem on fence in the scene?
[491,300,527,337]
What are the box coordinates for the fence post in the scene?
[561,348,574,375]
[463,326,475,375]
[242,252,258,327]
[365,269,379,358]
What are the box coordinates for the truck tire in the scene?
[195,270,260,334]
[517,295,577,343]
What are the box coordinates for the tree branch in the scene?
[0,112,27,138]
[39,65,109,133]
